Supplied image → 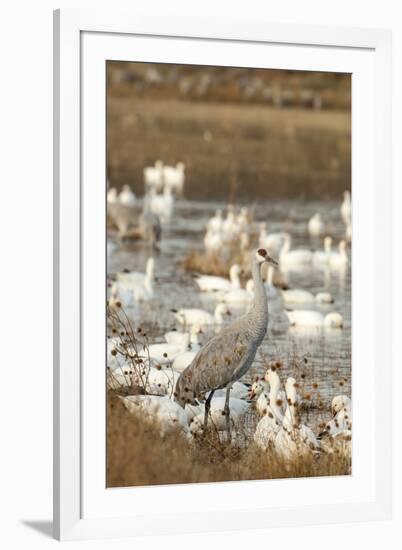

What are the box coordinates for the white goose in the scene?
[253,368,285,450]
[222,211,240,242]
[329,240,348,269]
[341,190,352,225]
[164,325,204,347]
[282,288,314,305]
[204,228,223,254]
[108,281,138,309]
[163,162,185,194]
[318,395,352,460]
[279,234,313,269]
[189,397,249,436]
[116,258,155,302]
[315,292,334,304]
[217,279,254,305]
[117,258,155,288]
[143,160,164,192]
[194,264,241,292]
[119,394,189,436]
[264,265,280,300]
[313,236,333,267]
[207,209,223,233]
[171,303,231,327]
[286,310,343,328]
[107,187,118,204]
[147,333,191,365]
[118,184,136,206]
[171,327,204,372]
[259,223,288,257]
[274,377,320,460]
[149,184,174,223]
[308,213,324,237]
[137,366,180,396]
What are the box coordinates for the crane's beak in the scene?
[268,255,279,267]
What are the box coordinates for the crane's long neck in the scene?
[248,260,268,339]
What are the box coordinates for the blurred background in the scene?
[107,62,351,201]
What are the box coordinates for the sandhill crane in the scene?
[174,249,278,440]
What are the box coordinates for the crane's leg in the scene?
[224,386,232,443]
[204,390,215,431]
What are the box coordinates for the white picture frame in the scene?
[53,8,392,541]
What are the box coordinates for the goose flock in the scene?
[107,162,352,468]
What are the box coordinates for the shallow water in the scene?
[107,198,351,430]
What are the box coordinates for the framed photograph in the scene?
[53,9,392,541]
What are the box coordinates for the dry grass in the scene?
[182,249,289,290]
[182,248,248,277]
[107,393,350,488]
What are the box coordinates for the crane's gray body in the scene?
[174,256,268,407]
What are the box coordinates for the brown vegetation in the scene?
[107,95,351,201]
[107,393,350,488]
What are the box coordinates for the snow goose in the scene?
[212,381,251,401]
[171,303,231,327]
[318,395,352,461]
[236,207,249,233]
[217,279,254,305]
[207,209,223,233]
[249,377,270,416]
[143,160,164,192]
[259,223,288,257]
[279,234,313,269]
[108,282,137,309]
[116,258,155,289]
[253,368,285,450]
[264,265,280,300]
[163,162,185,194]
[286,310,343,328]
[107,187,118,204]
[147,333,191,365]
[274,378,320,460]
[308,213,324,237]
[222,211,239,242]
[329,240,348,269]
[171,327,204,372]
[204,228,223,254]
[194,264,241,292]
[119,395,189,436]
[118,184,136,206]
[341,190,352,225]
[116,258,155,302]
[315,292,334,304]
[313,236,333,267]
[137,366,180,396]
[189,397,250,436]
[149,184,174,223]
[282,288,314,305]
